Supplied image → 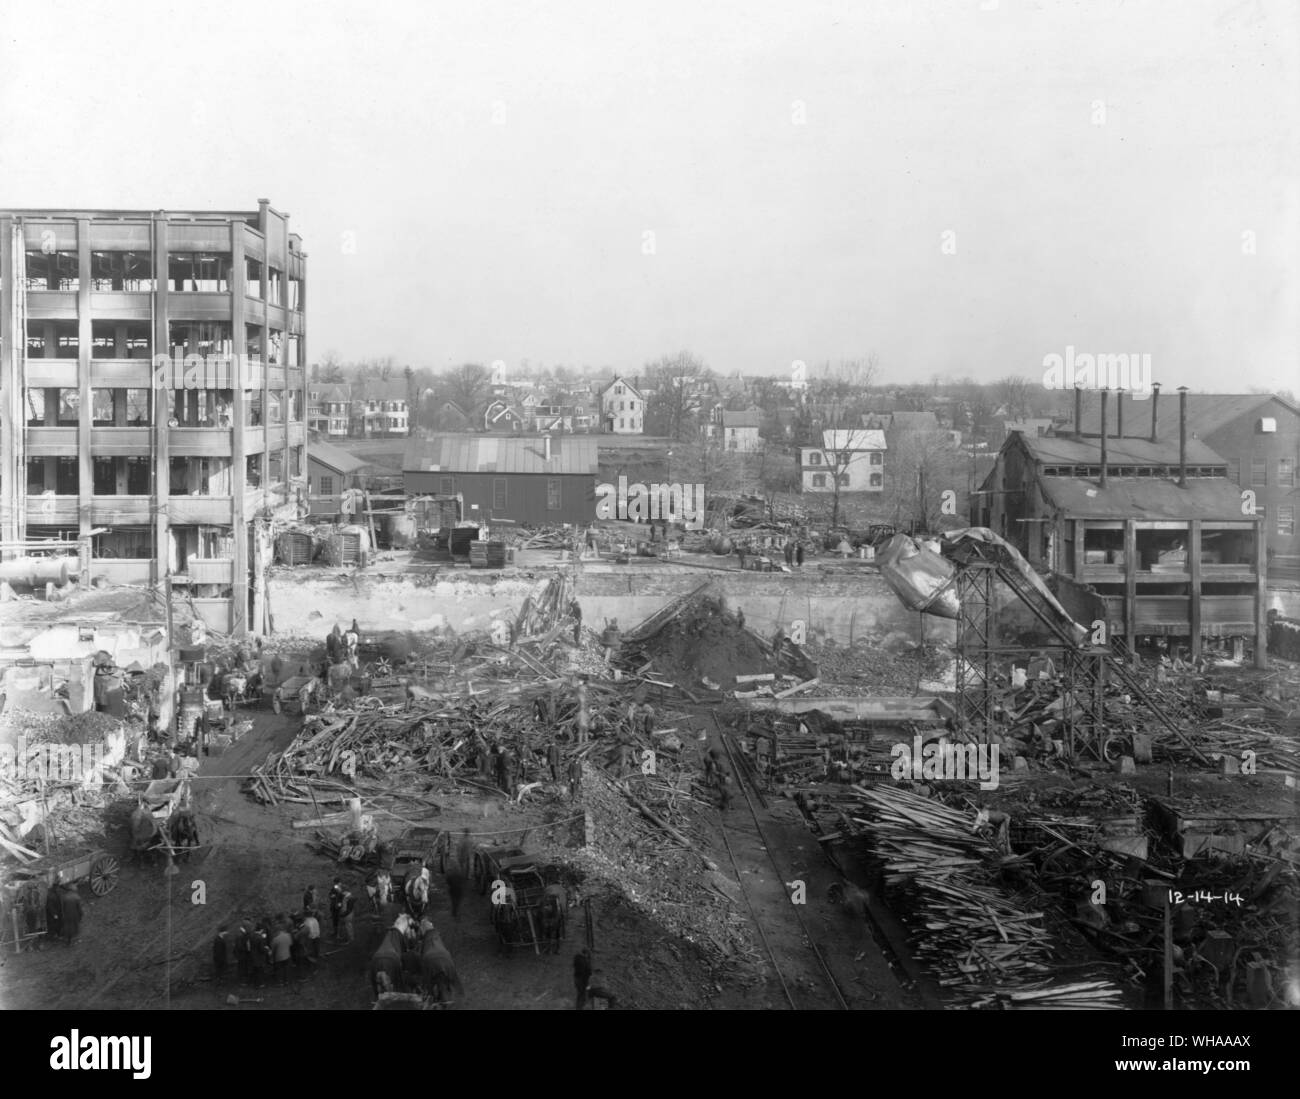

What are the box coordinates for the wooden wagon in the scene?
[272,674,319,715]
[10,848,121,898]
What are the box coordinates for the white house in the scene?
[599,377,644,434]
[718,408,762,452]
[800,429,886,493]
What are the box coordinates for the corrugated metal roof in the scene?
[1072,393,1298,442]
[1039,476,1254,520]
[403,433,599,475]
[1019,433,1224,466]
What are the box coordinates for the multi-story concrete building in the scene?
[0,201,308,636]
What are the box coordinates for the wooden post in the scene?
[1163,894,1174,1010]
[12,907,20,954]
[1188,519,1202,660]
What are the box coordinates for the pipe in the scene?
[0,556,72,587]
[1116,389,1124,438]
[1099,390,1109,488]
[1178,386,1188,487]
[1074,386,1083,435]
[1150,382,1161,443]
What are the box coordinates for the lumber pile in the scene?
[850,784,1125,1008]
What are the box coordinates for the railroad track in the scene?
[707,712,850,1010]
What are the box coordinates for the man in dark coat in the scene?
[213,927,232,983]
[247,925,270,988]
[329,878,345,939]
[44,875,64,946]
[570,599,583,645]
[302,884,317,914]
[547,741,561,783]
[60,883,82,946]
[573,947,592,1009]
[795,542,805,567]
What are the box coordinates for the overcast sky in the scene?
[2,0,1295,391]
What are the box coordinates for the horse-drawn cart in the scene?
[8,848,121,898]
[476,846,568,956]
[272,674,319,715]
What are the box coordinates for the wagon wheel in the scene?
[272,694,283,714]
[370,657,392,677]
[89,853,119,896]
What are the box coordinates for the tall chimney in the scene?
[1177,386,1188,487]
[1099,389,1109,488]
[543,433,552,462]
[1115,389,1124,438]
[1074,386,1083,435]
[1149,382,1161,443]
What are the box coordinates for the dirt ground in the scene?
[1,702,911,1011]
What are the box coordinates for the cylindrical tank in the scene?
[0,556,72,587]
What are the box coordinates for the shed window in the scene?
[439,477,454,496]
[319,475,334,496]
[1278,458,1294,488]
[1278,506,1295,538]
[1250,459,1267,487]
[493,478,507,510]
[547,478,561,511]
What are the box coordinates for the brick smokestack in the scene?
[1074,386,1083,435]
[1116,389,1124,438]
[1150,382,1161,443]
[1099,389,1109,488]
[1178,386,1188,488]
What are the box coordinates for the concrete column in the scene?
[229,221,248,636]
[152,214,170,601]
[77,219,93,542]
[1123,520,1137,655]
[1188,520,1202,660]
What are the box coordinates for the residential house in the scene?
[1075,391,1300,578]
[308,384,350,437]
[428,400,472,433]
[799,429,887,493]
[484,400,526,432]
[599,377,644,434]
[403,433,598,525]
[718,408,762,452]
[975,389,1266,663]
[351,380,410,437]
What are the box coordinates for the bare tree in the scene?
[995,375,1035,422]
[644,350,709,441]
[444,363,491,422]
[318,350,345,384]
[887,426,961,532]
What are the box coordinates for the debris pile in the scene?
[851,784,1127,1008]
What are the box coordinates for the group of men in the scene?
[703,746,733,811]
[14,873,83,950]
[212,909,322,988]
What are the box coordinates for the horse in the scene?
[417,919,463,1005]
[326,662,352,699]
[406,868,430,920]
[129,804,164,865]
[537,883,567,953]
[221,672,247,710]
[167,808,201,862]
[367,921,409,1000]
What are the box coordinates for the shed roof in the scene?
[1039,476,1254,520]
[404,434,599,475]
[308,439,373,476]
[1019,432,1225,467]
[1072,393,1299,442]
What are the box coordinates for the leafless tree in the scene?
[887,426,961,532]
[995,375,1035,421]
[444,363,491,421]
[644,350,709,441]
